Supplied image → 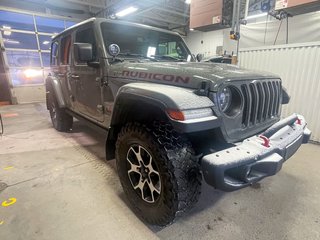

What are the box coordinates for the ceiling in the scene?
[97,0,191,35]
[0,0,191,35]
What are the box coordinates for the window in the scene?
[38,35,52,51]
[35,16,65,34]
[6,50,41,67]
[2,31,38,50]
[41,52,50,67]
[60,35,71,65]
[65,21,77,29]
[0,10,35,31]
[51,41,59,66]
[75,27,96,63]
[100,22,192,62]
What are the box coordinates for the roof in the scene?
[52,17,180,41]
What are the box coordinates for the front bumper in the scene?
[201,114,311,192]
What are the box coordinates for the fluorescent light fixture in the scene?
[42,41,50,45]
[246,12,268,20]
[115,6,138,17]
[4,39,19,44]
[185,0,191,4]
[3,25,11,36]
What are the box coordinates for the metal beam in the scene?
[153,6,189,18]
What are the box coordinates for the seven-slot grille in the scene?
[241,80,281,128]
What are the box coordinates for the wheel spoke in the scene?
[126,144,161,203]
[147,180,160,195]
[146,156,160,176]
[126,157,140,174]
[130,146,143,162]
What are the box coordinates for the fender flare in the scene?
[110,82,217,129]
[46,75,66,108]
[105,82,220,160]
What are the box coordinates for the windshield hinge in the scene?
[195,81,210,96]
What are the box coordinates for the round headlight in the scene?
[218,86,242,117]
[218,87,232,112]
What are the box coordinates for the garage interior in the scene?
[0,0,320,239]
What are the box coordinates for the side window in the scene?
[75,27,96,64]
[60,35,71,65]
[50,41,59,66]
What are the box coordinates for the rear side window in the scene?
[50,41,59,66]
[75,27,97,64]
[60,35,71,65]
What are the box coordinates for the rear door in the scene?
[71,25,104,122]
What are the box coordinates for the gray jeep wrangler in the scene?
[46,18,311,225]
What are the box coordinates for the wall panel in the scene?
[239,42,320,142]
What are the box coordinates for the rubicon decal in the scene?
[122,71,190,84]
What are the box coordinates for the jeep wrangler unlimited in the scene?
[46,18,311,226]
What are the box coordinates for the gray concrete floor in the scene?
[0,103,319,240]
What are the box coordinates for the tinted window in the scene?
[75,27,96,63]
[101,22,193,62]
[60,35,71,65]
[51,41,59,65]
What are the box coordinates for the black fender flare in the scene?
[46,75,66,109]
[105,82,220,160]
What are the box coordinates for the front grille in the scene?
[241,80,281,128]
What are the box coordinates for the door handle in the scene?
[71,74,79,79]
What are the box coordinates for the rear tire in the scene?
[48,89,73,132]
[116,122,201,226]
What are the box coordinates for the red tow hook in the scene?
[296,118,302,125]
[259,135,270,148]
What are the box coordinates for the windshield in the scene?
[101,22,194,62]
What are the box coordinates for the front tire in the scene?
[48,89,73,132]
[116,122,201,226]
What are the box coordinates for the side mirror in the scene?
[74,42,93,62]
[196,53,203,62]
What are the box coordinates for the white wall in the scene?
[187,11,320,56]
[225,11,320,54]
[185,30,224,57]
[239,42,320,142]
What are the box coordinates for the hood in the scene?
[109,61,280,92]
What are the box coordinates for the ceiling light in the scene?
[185,0,191,4]
[3,25,11,36]
[190,28,194,31]
[4,39,19,44]
[115,6,138,17]
[42,41,50,45]
[246,12,268,20]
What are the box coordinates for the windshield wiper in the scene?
[118,53,158,62]
[151,55,186,62]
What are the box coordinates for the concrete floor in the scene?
[0,103,319,240]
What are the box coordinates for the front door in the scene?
[71,25,104,122]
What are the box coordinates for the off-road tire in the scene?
[116,122,201,226]
[48,88,73,132]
